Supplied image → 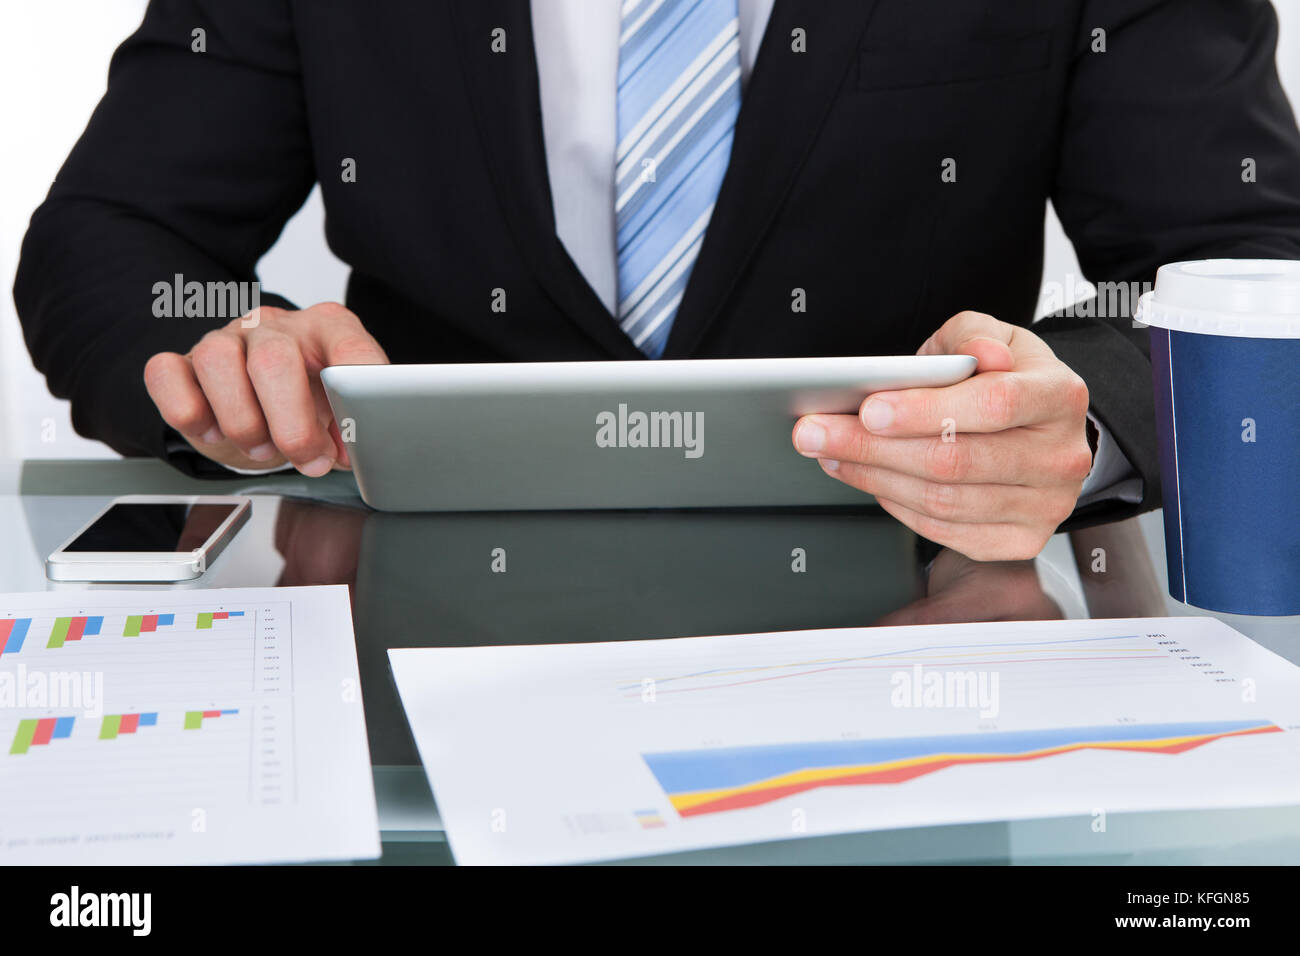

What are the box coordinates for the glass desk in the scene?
[2,459,1296,865]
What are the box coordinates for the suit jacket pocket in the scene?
[858,30,1051,91]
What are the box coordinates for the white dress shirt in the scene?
[230,0,1140,502]
[528,0,1138,504]
[530,0,774,316]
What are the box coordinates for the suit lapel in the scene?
[663,0,880,358]
[448,0,644,360]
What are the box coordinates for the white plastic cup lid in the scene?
[1134,259,1300,339]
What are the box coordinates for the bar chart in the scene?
[9,715,76,754]
[184,708,240,729]
[0,602,286,701]
[99,712,158,739]
[1,701,292,815]
[0,617,31,654]
[1,609,253,653]
[1,596,291,809]
[0,586,376,865]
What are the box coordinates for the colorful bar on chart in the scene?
[122,613,174,637]
[32,719,55,746]
[47,617,70,648]
[197,611,245,629]
[99,712,157,739]
[184,708,239,729]
[0,618,32,655]
[10,720,36,754]
[10,716,75,755]
[48,616,104,648]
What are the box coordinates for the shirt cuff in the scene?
[1077,411,1143,507]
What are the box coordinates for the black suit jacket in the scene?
[15,0,1300,527]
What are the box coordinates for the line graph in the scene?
[618,633,1173,698]
[390,616,1300,865]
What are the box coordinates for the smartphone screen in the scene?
[62,503,240,553]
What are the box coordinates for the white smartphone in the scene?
[45,494,252,582]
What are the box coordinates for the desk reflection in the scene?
[272,501,1088,764]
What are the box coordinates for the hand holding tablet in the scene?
[791,311,1096,561]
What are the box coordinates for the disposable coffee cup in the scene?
[1135,259,1300,616]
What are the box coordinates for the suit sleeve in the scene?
[13,0,314,471]
[1041,0,1300,529]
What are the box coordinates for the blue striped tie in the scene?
[616,0,742,358]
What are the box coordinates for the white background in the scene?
[2,0,1298,462]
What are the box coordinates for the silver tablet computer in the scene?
[321,355,977,512]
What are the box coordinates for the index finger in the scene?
[920,311,1053,368]
[245,330,338,475]
[860,371,1050,437]
[310,310,389,368]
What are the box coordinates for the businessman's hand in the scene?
[273,498,367,588]
[143,302,388,475]
[792,311,1093,561]
[872,548,1063,627]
